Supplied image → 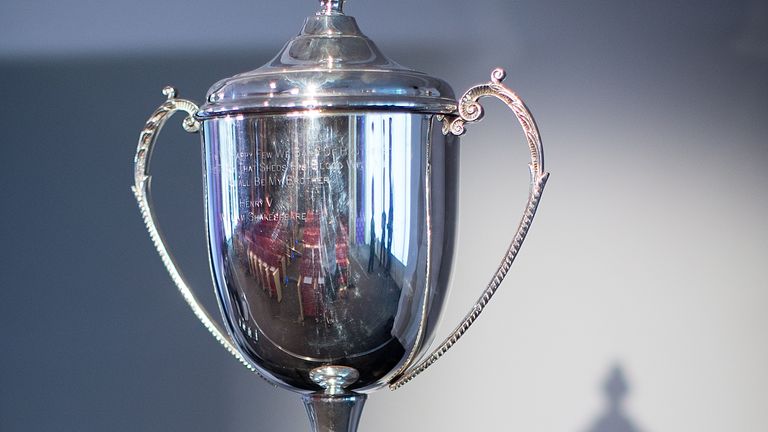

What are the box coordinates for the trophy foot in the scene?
[303,365,366,432]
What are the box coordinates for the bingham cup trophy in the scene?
[132,1,549,430]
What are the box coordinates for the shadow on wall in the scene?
[584,364,643,432]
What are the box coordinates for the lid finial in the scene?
[318,0,344,15]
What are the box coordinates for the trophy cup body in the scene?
[133,1,548,430]
[203,112,458,391]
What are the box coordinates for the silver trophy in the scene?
[133,1,548,431]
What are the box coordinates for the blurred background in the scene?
[1,0,766,431]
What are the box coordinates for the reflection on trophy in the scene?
[132,1,549,431]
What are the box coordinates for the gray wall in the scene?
[1,1,766,431]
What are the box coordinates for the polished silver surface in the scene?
[202,111,458,391]
[310,366,360,395]
[196,2,455,117]
[318,0,344,15]
[303,391,367,432]
[133,2,549,431]
[390,69,549,389]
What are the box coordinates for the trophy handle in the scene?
[389,69,550,390]
[132,87,262,377]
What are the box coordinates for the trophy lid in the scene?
[196,0,456,118]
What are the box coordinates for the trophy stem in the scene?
[302,392,367,432]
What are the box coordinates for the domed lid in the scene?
[196,0,456,118]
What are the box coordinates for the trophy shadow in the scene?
[583,364,644,432]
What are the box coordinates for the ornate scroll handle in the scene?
[389,68,550,390]
[132,87,263,378]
